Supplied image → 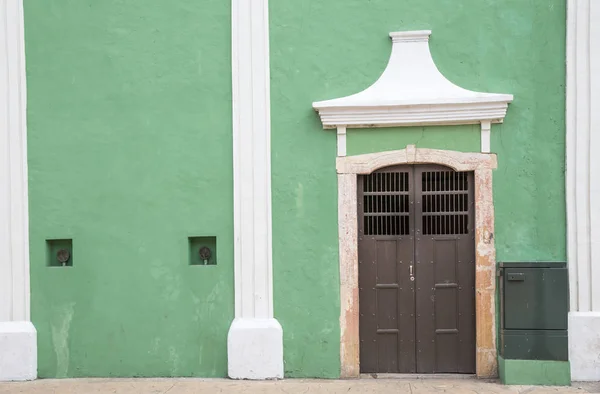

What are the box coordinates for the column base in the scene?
[0,321,37,381]
[569,312,600,381]
[227,318,283,380]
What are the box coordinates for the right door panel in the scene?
[414,166,476,374]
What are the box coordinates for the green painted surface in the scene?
[25,0,233,378]
[498,356,571,386]
[270,0,565,378]
[347,125,481,155]
[23,0,566,379]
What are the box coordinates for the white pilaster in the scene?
[567,0,600,382]
[480,121,491,153]
[336,126,347,157]
[228,0,283,380]
[0,0,37,381]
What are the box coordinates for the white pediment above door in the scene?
[312,30,513,155]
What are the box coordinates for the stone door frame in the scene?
[337,145,498,378]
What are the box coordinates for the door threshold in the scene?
[360,373,477,380]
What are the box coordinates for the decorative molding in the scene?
[566,0,600,381]
[313,30,513,133]
[228,0,283,380]
[315,103,511,130]
[337,145,497,174]
[0,0,30,324]
[337,146,498,378]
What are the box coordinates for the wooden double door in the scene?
[358,165,476,374]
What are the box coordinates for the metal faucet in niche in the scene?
[199,246,211,265]
[56,249,71,267]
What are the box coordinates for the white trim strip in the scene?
[0,0,30,323]
[231,0,274,319]
[566,0,579,312]
[589,0,600,313]
[567,0,597,314]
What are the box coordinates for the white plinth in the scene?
[227,318,283,380]
[0,321,37,381]
[569,312,600,381]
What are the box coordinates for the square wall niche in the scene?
[188,236,217,266]
[46,239,73,267]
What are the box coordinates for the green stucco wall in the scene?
[23,0,566,380]
[347,126,481,155]
[25,0,233,378]
[270,0,565,378]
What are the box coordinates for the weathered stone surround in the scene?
[336,145,498,378]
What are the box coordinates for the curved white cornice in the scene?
[313,30,513,129]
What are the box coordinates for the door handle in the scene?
[409,263,414,281]
[507,272,525,281]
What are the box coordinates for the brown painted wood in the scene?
[358,167,415,373]
[358,165,475,374]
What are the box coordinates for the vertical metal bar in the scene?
[387,172,390,192]
[444,211,447,235]
[452,213,455,235]
[442,183,445,213]
[385,173,388,236]
[376,174,380,235]
[367,180,371,237]
[429,215,432,236]
[384,173,388,236]
[440,171,443,192]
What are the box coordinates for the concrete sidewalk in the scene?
[0,378,598,394]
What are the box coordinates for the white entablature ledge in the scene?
[312,30,514,155]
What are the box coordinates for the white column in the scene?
[566,0,600,382]
[0,0,37,381]
[227,0,283,380]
